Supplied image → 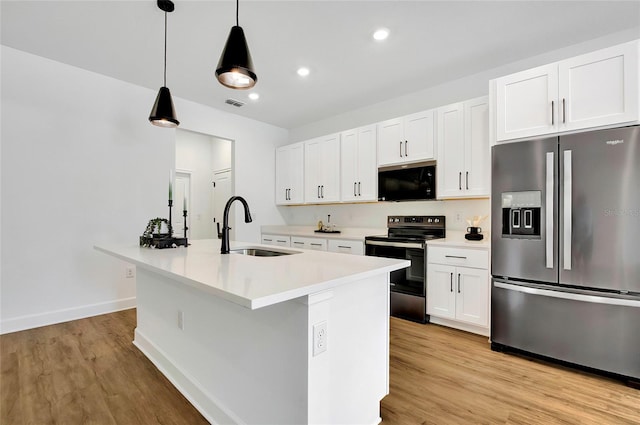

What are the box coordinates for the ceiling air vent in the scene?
[225,98,245,107]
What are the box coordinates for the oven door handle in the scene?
[365,240,424,249]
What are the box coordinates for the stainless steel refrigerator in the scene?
[491,125,640,383]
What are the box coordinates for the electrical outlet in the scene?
[455,212,463,222]
[178,310,184,330]
[125,267,135,278]
[313,321,327,356]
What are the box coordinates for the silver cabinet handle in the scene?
[445,255,467,259]
[276,240,287,243]
[354,182,357,197]
[263,238,273,242]
[404,140,408,157]
[562,98,566,124]
[321,185,324,198]
[337,245,350,249]
[551,100,555,125]
[458,172,462,190]
[399,141,403,157]
[310,243,323,247]
[457,273,461,293]
[563,150,572,270]
[317,185,320,198]
[358,182,361,196]
[546,152,554,269]
[450,273,453,292]
[465,171,469,190]
[293,241,304,245]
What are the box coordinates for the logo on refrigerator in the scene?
[605,139,624,146]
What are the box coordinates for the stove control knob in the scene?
[434,218,440,223]
[427,218,433,223]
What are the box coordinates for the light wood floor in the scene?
[1,310,638,424]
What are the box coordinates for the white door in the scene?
[213,169,232,239]
[496,63,558,141]
[464,97,490,197]
[559,41,639,132]
[455,266,489,327]
[173,172,190,238]
[403,109,436,162]
[427,264,456,319]
[377,117,403,166]
[437,102,465,198]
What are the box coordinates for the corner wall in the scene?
[0,46,287,333]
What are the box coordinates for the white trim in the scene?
[133,329,246,425]
[429,317,490,337]
[0,297,136,335]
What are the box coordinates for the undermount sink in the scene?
[229,247,300,257]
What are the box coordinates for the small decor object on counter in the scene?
[139,189,189,248]
[465,215,488,241]
[315,214,341,233]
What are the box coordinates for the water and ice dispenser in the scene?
[501,191,541,238]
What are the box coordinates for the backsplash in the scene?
[278,199,490,233]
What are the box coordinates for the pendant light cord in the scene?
[163,10,168,87]
[236,0,239,26]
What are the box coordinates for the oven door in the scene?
[365,240,425,297]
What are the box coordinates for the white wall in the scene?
[211,135,232,172]
[0,46,287,333]
[289,29,639,142]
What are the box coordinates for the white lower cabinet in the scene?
[261,234,291,247]
[327,239,364,256]
[291,236,328,251]
[427,246,490,334]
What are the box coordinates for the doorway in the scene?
[175,129,233,240]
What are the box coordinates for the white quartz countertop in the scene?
[95,239,409,310]
[261,225,386,241]
[427,230,491,249]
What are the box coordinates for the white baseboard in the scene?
[133,329,245,425]
[429,317,490,337]
[0,297,136,335]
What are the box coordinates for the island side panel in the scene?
[134,268,309,425]
[307,273,390,425]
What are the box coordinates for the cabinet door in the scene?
[327,239,364,255]
[304,138,322,203]
[288,142,304,204]
[559,40,639,132]
[463,97,490,197]
[261,234,291,247]
[426,263,456,319]
[377,118,403,166]
[291,236,327,251]
[340,129,359,202]
[496,63,558,141]
[275,146,290,205]
[318,133,341,203]
[275,143,304,205]
[355,125,377,201]
[437,102,465,198]
[455,267,489,327]
[404,110,436,162]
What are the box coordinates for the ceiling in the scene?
[2,1,639,130]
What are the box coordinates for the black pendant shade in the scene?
[216,0,257,90]
[149,86,179,128]
[149,0,179,128]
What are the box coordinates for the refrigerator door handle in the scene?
[493,281,640,308]
[563,150,572,270]
[546,152,554,269]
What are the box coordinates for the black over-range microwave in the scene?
[378,164,436,201]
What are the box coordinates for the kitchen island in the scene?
[95,239,409,425]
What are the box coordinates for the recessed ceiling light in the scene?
[297,67,310,77]
[373,28,389,41]
[248,93,260,100]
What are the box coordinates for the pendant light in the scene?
[149,0,179,128]
[215,0,257,89]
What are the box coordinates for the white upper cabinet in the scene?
[340,124,377,202]
[275,142,304,205]
[304,133,341,203]
[437,96,489,199]
[377,110,436,167]
[495,40,639,142]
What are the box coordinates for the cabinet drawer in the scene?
[291,236,328,251]
[427,246,488,269]
[261,234,291,247]
[327,239,364,255]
